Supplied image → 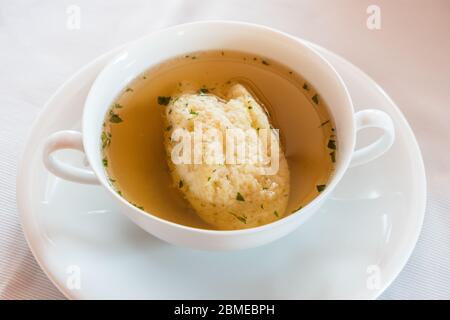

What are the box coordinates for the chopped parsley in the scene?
[273,210,279,217]
[113,103,123,108]
[327,139,336,150]
[312,94,319,105]
[293,205,302,213]
[199,88,209,94]
[189,110,199,116]
[102,158,108,167]
[236,192,245,201]
[101,131,111,149]
[179,180,183,188]
[262,60,270,66]
[303,83,309,91]
[165,125,172,131]
[319,120,330,127]
[229,212,247,224]
[330,151,336,163]
[109,112,123,123]
[125,88,133,92]
[316,184,326,192]
[132,203,144,210]
[157,96,171,106]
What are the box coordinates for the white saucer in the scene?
[17,42,426,299]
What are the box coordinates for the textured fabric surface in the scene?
[0,0,449,300]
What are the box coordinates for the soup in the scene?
[101,50,336,230]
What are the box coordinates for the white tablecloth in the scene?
[1,0,449,300]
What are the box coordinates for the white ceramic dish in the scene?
[42,22,394,250]
[17,41,426,299]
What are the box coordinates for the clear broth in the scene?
[102,50,337,229]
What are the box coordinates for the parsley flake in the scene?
[158,96,171,106]
[236,192,245,201]
[312,94,319,105]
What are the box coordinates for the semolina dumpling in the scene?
[163,83,290,230]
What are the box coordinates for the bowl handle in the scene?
[42,130,100,184]
[349,109,395,168]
